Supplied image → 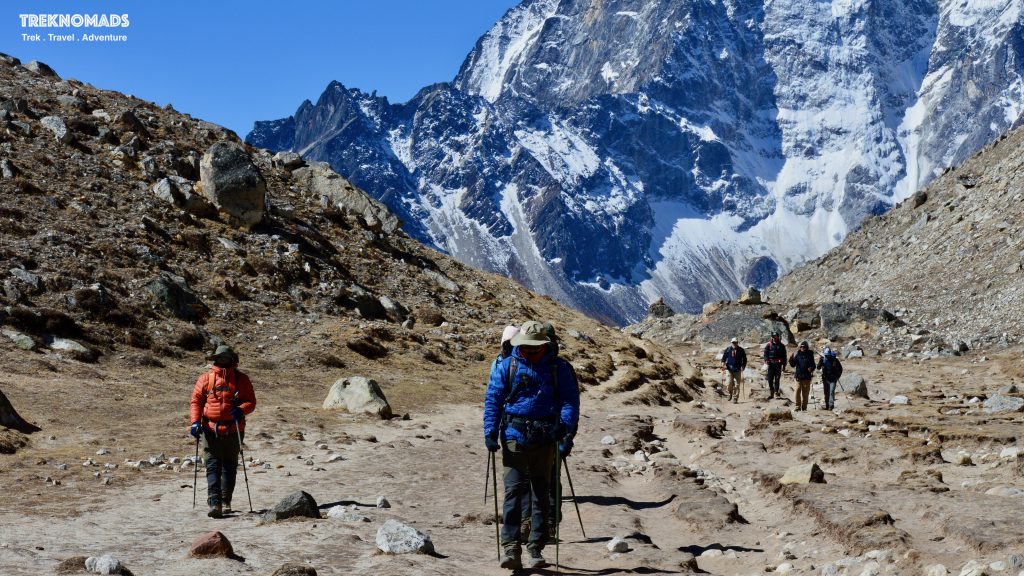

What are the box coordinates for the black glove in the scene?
[484,433,499,453]
[230,406,244,421]
[189,421,202,439]
[553,421,568,441]
[559,438,573,458]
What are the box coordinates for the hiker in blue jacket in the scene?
[484,320,580,570]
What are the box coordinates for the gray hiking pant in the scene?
[501,440,555,549]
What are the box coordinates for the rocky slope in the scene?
[248,0,1024,324]
[0,51,691,445]
[768,121,1024,349]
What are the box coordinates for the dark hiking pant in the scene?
[766,364,783,397]
[822,379,837,409]
[501,441,555,549]
[202,429,241,506]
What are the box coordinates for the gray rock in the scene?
[889,395,910,405]
[326,506,370,523]
[265,490,320,521]
[152,176,214,216]
[9,268,40,290]
[0,53,20,66]
[145,273,207,320]
[0,159,16,179]
[648,297,675,318]
[779,462,825,485]
[601,435,617,445]
[295,163,400,234]
[375,519,434,554]
[607,537,629,553]
[44,335,98,363]
[376,496,391,509]
[838,373,869,399]
[983,394,1024,414]
[271,563,318,576]
[24,60,58,77]
[323,377,393,419]
[2,328,36,351]
[738,286,761,304]
[40,116,73,143]
[199,141,266,228]
[84,554,121,574]
[272,151,305,169]
[762,407,793,422]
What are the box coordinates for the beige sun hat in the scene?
[510,320,551,347]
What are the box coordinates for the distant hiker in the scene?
[721,337,747,404]
[763,332,787,400]
[484,320,580,570]
[189,345,256,518]
[817,347,843,410]
[788,341,816,411]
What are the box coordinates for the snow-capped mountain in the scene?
[247,0,1024,325]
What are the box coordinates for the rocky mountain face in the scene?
[768,121,1024,351]
[0,53,687,413]
[248,0,1024,325]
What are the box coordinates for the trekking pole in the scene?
[192,434,200,509]
[490,451,500,562]
[483,449,490,504]
[233,416,253,513]
[562,456,586,538]
[555,445,562,573]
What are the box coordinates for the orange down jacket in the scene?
[189,365,256,435]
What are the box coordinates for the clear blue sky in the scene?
[1,1,519,136]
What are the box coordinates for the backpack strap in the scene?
[503,357,520,406]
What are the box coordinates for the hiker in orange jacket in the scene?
[188,345,256,518]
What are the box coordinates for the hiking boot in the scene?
[499,544,522,570]
[222,502,232,514]
[207,504,223,519]
[732,397,738,404]
[525,545,548,569]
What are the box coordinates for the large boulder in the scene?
[983,395,1024,414]
[199,142,266,228]
[152,176,214,216]
[323,377,392,419]
[818,303,899,339]
[672,414,727,438]
[696,306,793,347]
[838,373,869,399]
[375,519,435,554]
[738,286,761,305]
[647,298,675,318]
[264,491,320,521]
[295,163,400,234]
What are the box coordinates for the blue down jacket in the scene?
[483,346,580,446]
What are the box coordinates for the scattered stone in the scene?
[145,273,207,320]
[44,335,99,363]
[322,376,393,419]
[983,395,1024,414]
[991,561,1008,572]
[601,435,617,445]
[889,395,910,405]
[0,158,17,179]
[924,565,949,576]
[40,116,73,143]
[375,519,434,554]
[999,447,1021,460]
[189,531,235,558]
[647,298,674,318]
[608,537,630,553]
[84,554,122,574]
[779,462,825,485]
[762,407,793,423]
[957,559,988,576]
[199,141,266,228]
[953,453,973,466]
[984,486,1024,497]
[271,563,317,576]
[738,286,762,304]
[775,562,794,574]
[152,176,213,216]
[2,328,36,351]
[699,548,723,558]
[672,414,727,438]
[264,491,320,521]
[376,496,391,509]
[326,506,370,523]
[838,373,869,399]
